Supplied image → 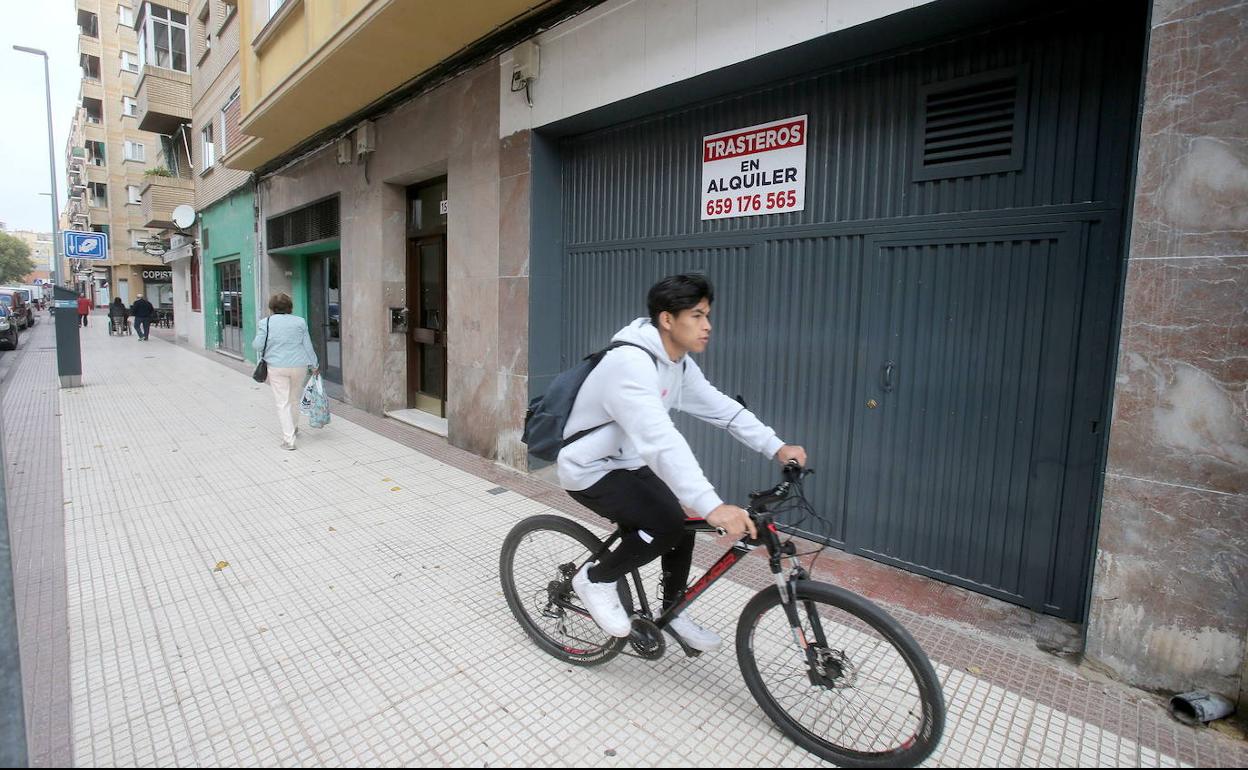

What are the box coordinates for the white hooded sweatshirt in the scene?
[557,318,785,517]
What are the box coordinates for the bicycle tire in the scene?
[736,580,944,768]
[499,514,626,666]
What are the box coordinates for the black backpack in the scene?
[522,341,659,461]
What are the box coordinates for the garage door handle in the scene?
[881,361,896,393]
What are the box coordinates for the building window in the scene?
[130,229,147,248]
[86,140,106,166]
[196,3,211,62]
[126,185,142,204]
[78,9,100,37]
[123,96,137,117]
[218,106,230,156]
[267,0,288,20]
[220,89,240,157]
[124,140,146,162]
[121,51,139,73]
[201,123,215,168]
[137,3,189,72]
[81,53,101,81]
[88,182,109,208]
[119,5,135,27]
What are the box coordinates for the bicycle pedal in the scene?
[662,627,703,658]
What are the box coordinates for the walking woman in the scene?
[253,293,319,450]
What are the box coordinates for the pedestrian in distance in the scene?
[76,293,91,327]
[131,294,155,340]
[108,297,129,334]
[253,292,319,451]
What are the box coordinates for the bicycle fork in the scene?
[769,542,835,686]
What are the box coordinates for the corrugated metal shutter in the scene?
[555,8,1140,619]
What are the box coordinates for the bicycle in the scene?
[499,462,946,768]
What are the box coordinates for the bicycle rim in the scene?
[738,582,944,768]
[500,516,623,665]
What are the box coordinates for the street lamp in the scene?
[15,44,82,392]
[13,45,61,287]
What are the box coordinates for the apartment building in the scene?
[64,0,175,307]
[181,0,255,357]
[225,0,1244,707]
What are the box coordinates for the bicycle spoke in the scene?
[746,595,929,757]
[506,523,617,658]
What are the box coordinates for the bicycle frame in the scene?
[580,508,829,657]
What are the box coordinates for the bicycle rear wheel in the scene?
[499,514,626,666]
[737,581,944,768]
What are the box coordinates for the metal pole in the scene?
[13,46,60,286]
[17,44,83,389]
[42,53,60,288]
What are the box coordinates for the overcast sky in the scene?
[1,2,79,234]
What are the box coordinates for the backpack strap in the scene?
[561,341,660,448]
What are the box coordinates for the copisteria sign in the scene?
[701,115,807,220]
[140,267,173,282]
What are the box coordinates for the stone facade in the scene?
[1086,0,1248,700]
[258,61,528,461]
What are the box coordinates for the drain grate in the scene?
[487,486,508,495]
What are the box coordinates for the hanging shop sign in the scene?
[701,115,807,220]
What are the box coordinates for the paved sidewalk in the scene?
[5,316,1247,767]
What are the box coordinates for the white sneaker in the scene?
[571,562,631,638]
[666,613,722,652]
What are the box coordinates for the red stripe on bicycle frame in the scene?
[683,549,740,603]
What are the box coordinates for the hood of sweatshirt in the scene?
[610,317,683,368]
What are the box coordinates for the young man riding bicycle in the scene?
[558,273,806,652]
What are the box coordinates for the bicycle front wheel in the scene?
[499,514,626,666]
[737,581,945,768]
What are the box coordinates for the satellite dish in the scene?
[172,204,197,230]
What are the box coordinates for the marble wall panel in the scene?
[1087,473,1247,696]
[1106,256,1248,494]
[499,173,531,278]
[1091,0,1248,702]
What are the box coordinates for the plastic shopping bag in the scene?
[307,374,331,428]
[299,375,316,415]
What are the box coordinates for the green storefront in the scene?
[201,186,258,361]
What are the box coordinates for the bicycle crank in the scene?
[628,617,666,660]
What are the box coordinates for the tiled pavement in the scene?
[1,314,72,768]
[3,314,1246,767]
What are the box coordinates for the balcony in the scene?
[66,197,88,223]
[140,175,195,229]
[81,77,103,101]
[79,33,101,59]
[135,65,192,134]
[232,0,553,170]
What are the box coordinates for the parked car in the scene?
[0,290,29,330]
[0,305,18,350]
[1,286,37,326]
